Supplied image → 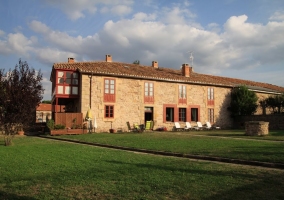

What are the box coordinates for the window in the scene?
[58,86,63,94]
[104,78,115,102]
[72,73,78,85]
[208,109,214,123]
[105,79,115,94]
[65,72,72,84]
[72,86,78,95]
[208,87,214,106]
[65,86,71,94]
[56,71,78,95]
[105,105,114,118]
[166,107,174,122]
[179,108,186,122]
[179,85,186,104]
[163,104,178,123]
[191,108,198,122]
[144,82,154,103]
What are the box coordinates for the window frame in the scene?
[208,108,214,123]
[178,85,187,104]
[163,104,178,123]
[105,105,114,118]
[207,87,214,106]
[104,78,116,102]
[178,108,186,122]
[144,82,154,103]
[56,70,79,95]
[188,105,200,122]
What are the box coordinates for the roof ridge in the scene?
[51,61,284,93]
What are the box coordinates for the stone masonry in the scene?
[245,121,269,136]
[80,74,234,132]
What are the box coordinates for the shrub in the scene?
[46,119,54,130]
[54,124,66,130]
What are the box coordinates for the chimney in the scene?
[152,61,158,69]
[68,57,75,63]
[106,54,112,62]
[182,63,192,77]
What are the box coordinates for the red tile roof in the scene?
[52,61,284,93]
[37,104,65,112]
[37,103,52,111]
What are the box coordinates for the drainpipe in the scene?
[88,73,93,108]
[88,73,93,132]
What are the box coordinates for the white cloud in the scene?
[111,5,132,16]
[1,2,282,90]
[0,30,5,37]
[207,23,221,33]
[269,10,284,21]
[0,32,35,56]
[29,20,50,34]
[161,6,196,25]
[133,12,156,21]
[26,7,284,79]
[221,14,284,71]
[44,0,133,20]
[35,48,78,66]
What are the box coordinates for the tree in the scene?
[133,60,140,65]
[228,85,258,118]
[265,93,284,114]
[0,59,44,146]
[42,100,51,104]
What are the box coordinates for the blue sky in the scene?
[1,0,284,100]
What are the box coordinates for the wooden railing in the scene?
[54,113,83,128]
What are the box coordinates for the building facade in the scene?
[50,55,284,132]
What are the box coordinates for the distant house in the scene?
[36,104,64,122]
[49,55,284,132]
[36,104,52,122]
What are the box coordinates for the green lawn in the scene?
[0,136,284,200]
[53,130,284,164]
[189,129,284,141]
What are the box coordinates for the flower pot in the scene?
[18,131,25,136]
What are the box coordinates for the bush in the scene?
[54,124,66,130]
[46,119,54,130]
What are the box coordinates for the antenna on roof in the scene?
[187,51,194,67]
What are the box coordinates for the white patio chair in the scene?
[174,122,184,131]
[185,122,197,131]
[196,122,204,130]
[206,122,220,130]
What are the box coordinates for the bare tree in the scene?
[0,59,44,146]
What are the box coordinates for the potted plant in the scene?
[109,128,116,133]
[17,124,25,135]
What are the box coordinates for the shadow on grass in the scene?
[0,191,37,200]
[105,160,266,179]
[106,160,284,199]
[204,174,284,200]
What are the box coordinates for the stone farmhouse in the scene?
[50,55,284,132]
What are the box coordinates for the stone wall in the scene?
[245,121,269,136]
[80,75,234,132]
[234,115,284,130]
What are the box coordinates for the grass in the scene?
[190,129,284,141]
[52,130,284,164]
[0,136,284,199]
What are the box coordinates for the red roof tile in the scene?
[52,61,284,93]
[37,104,52,111]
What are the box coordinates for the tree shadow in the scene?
[0,191,37,200]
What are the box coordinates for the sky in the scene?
[0,0,284,100]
